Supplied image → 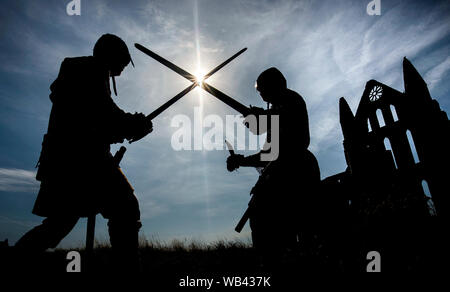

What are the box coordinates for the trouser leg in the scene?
[107,218,142,271]
[250,205,300,271]
[15,216,79,252]
[250,213,284,270]
[101,167,142,271]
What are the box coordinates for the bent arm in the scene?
[240,151,271,168]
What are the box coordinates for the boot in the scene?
[107,219,142,272]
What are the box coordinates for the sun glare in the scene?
[195,70,205,86]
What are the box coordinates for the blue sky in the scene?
[0,0,449,248]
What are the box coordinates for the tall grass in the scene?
[87,236,253,251]
[49,237,258,272]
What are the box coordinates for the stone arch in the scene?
[376,109,385,127]
[421,180,437,216]
[390,104,399,122]
[406,129,419,164]
[384,137,398,169]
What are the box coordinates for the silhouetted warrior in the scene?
[227,68,320,267]
[15,34,153,270]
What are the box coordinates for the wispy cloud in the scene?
[425,56,450,90]
[139,199,169,219]
[0,215,38,228]
[0,168,39,193]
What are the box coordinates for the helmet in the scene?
[93,34,134,96]
[93,33,134,70]
[255,67,287,93]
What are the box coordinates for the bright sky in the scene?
[0,0,449,248]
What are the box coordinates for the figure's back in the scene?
[275,88,310,157]
[48,56,127,156]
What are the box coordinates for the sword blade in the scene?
[201,81,250,115]
[146,82,198,120]
[225,140,235,155]
[135,43,197,83]
[203,48,247,80]
[129,83,198,144]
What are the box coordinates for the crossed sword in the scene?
[134,44,254,233]
[135,43,251,122]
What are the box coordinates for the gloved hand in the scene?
[248,105,266,116]
[226,154,244,172]
[127,113,153,143]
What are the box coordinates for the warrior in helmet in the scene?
[227,67,320,268]
[15,34,153,270]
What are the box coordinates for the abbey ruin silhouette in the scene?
[317,57,448,271]
[326,57,448,216]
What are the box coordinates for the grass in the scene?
[47,237,262,273]
[4,220,445,273]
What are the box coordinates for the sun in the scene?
[194,69,206,86]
